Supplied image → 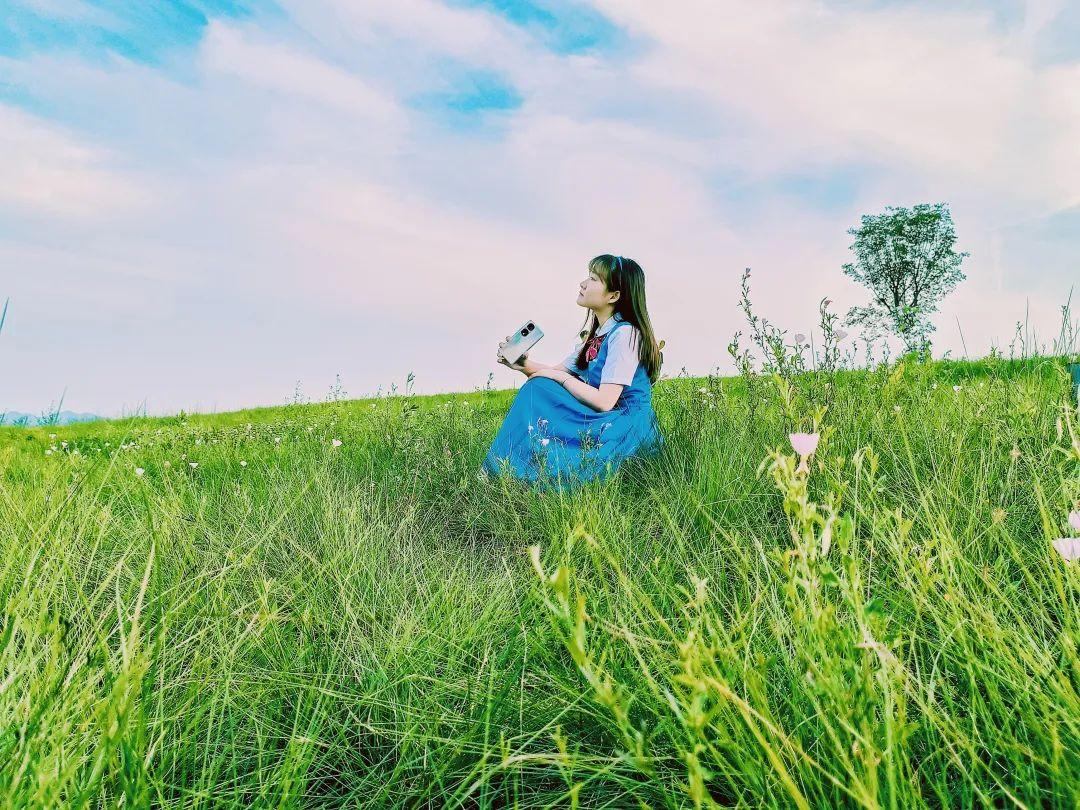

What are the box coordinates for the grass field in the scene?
[2,356,1079,808]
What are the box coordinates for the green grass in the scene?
[1,356,1078,808]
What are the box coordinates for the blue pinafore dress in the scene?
[482,319,664,491]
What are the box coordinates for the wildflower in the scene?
[274,437,281,444]
[794,333,806,344]
[527,425,534,432]
[892,405,901,413]
[1010,446,1021,461]
[789,432,819,474]
[332,439,343,447]
[189,462,198,469]
[789,432,820,457]
[45,449,53,456]
[834,329,848,340]
[49,433,56,439]
[538,418,549,429]
[931,382,938,390]
[1070,511,1080,533]
[1052,538,1080,562]
[61,441,68,449]
[541,438,550,446]
[163,461,171,468]
[699,387,708,394]
[240,460,247,467]
[135,467,145,477]
[952,385,961,392]
[991,508,1006,524]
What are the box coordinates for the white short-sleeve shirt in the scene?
[560,315,641,386]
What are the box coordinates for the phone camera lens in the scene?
[526,323,534,331]
[520,328,529,337]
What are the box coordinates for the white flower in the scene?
[189,462,198,469]
[1069,511,1080,533]
[953,385,961,392]
[332,439,343,447]
[163,461,171,468]
[274,437,281,444]
[45,449,53,456]
[135,467,145,477]
[893,405,901,413]
[541,438,550,446]
[931,382,938,390]
[240,460,247,467]
[1052,538,1080,562]
[527,425,534,432]
[61,441,68,449]
[49,433,56,439]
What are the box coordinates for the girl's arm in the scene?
[531,367,623,412]
[520,356,554,376]
[561,375,624,412]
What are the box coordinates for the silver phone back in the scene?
[500,320,544,362]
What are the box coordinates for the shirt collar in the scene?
[595,312,622,337]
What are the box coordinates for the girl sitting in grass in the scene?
[482,254,665,491]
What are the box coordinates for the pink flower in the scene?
[789,433,820,457]
[794,333,806,344]
[1069,511,1080,533]
[1052,538,1080,562]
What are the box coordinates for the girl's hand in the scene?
[497,335,528,373]
[529,366,570,383]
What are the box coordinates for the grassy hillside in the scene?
[1,357,1078,808]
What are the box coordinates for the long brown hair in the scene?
[573,254,663,384]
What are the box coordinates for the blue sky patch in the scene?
[407,62,523,131]
[711,165,871,224]
[0,1,272,66]
[446,0,623,55]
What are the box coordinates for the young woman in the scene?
[482,254,664,491]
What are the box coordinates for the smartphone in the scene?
[499,320,544,364]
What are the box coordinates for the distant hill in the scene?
[0,410,103,427]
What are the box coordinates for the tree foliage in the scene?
[843,203,968,354]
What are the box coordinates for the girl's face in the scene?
[577,267,616,311]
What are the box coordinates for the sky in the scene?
[1,0,1077,418]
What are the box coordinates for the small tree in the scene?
[842,202,968,355]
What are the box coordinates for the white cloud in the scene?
[199,22,407,129]
[595,0,1080,209]
[0,104,148,218]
